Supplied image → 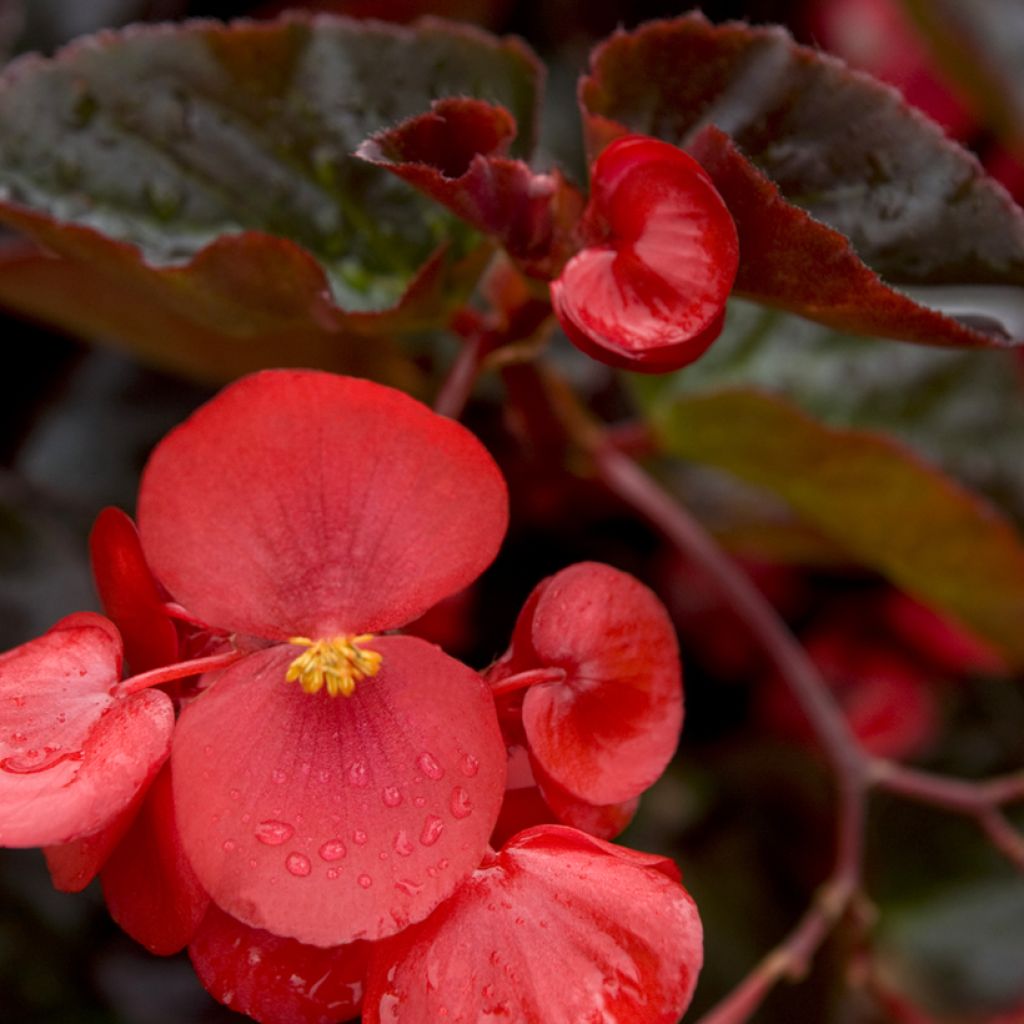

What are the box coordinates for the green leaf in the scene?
[635,307,1024,665]
[0,16,540,375]
[580,13,1024,348]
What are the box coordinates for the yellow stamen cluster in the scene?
[285,634,383,698]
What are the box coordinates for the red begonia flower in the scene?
[488,562,683,806]
[101,762,210,955]
[134,370,509,947]
[190,903,369,1024]
[362,825,703,1023]
[551,135,739,373]
[90,506,180,674]
[0,613,173,847]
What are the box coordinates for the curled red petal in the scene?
[90,506,181,673]
[534,759,639,841]
[551,135,738,373]
[0,614,174,847]
[190,903,369,1024]
[101,762,210,955]
[363,824,702,1024]
[172,636,506,947]
[501,562,683,806]
[138,370,508,640]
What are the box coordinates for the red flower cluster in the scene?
[0,370,701,1023]
[551,135,739,373]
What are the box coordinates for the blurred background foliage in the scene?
[0,1,1023,1022]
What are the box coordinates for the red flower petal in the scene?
[363,825,703,1024]
[0,614,173,847]
[172,636,506,947]
[101,762,210,955]
[44,797,142,893]
[497,563,683,806]
[138,370,508,640]
[534,760,639,841]
[90,507,181,674]
[190,903,369,1024]
[551,135,738,373]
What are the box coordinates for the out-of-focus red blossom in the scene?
[0,613,173,847]
[551,134,739,373]
[190,903,370,1024]
[362,825,703,1024]
[486,562,680,840]
[805,0,974,138]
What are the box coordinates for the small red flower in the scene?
[363,825,704,1024]
[551,134,739,373]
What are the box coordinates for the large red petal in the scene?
[190,903,368,1024]
[0,614,174,847]
[172,636,505,947]
[90,507,181,674]
[101,762,210,955]
[44,796,142,893]
[509,563,683,805]
[363,825,703,1024]
[138,370,508,640]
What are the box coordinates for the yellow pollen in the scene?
[285,634,382,698]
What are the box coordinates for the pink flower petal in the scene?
[101,763,210,955]
[138,370,508,640]
[0,614,173,847]
[190,903,369,1024]
[501,563,683,805]
[172,636,505,947]
[364,825,703,1024]
[90,507,180,673]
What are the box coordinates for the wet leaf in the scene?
[580,13,1024,348]
[0,16,540,377]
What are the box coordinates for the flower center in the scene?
[285,635,382,698]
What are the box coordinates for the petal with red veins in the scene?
[101,762,210,955]
[507,563,683,806]
[364,825,703,1024]
[190,903,368,1024]
[172,636,505,947]
[0,614,174,847]
[90,506,181,674]
[138,370,508,640]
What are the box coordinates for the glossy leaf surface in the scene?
[580,13,1024,348]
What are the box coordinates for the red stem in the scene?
[434,333,486,420]
[117,649,246,696]
[489,666,568,698]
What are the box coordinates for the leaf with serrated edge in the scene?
[580,13,1024,348]
[0,16,539,374]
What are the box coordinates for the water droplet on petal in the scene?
[228,788,241,800]
[381,785,402,807]
[416,752,444,780]
[358,874,373,889]
[393,830,415,857]
[255,820,294,846]
[222,840,237,852]
[271,769,287,784]
[318,839,347,862]
[459,753,480,777]
[394,878,423,897]
[449,786,472,819]
[326,868,339,880]
[285,852,312,877]
[413,796,426,808]
[420,815,444,847]
[352,829,368,846]
[347,761,369,787]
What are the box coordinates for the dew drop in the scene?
[357,874,373,889]
[317,768,331,784]
[0,747,82,775]
[352,828,368,846]
[318,839,347,862]
[416,752,444,780]
[222,840,237,852]
[271,769,287,785]
[381,785,402,807]
[393,830,415,857]
[9,732,26,744]
[228,788,241,801]
[420,815,444,847]
[413,796,426,808]
[326,868,339,880]
[255,820,294,846]
[285,852,312,877]
[459,753,480,777]
[449,786,473,819]
[438,858,450,870]
[394,878,423,897]
[347,761,369,787]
